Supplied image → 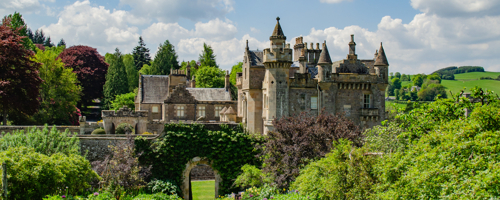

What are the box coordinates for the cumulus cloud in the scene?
[411,0,500,17]
[319,0,352,4]
[0,0,42,16]
[119,0,234,23]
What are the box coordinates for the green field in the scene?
[453,72,500,80]
[192,180,215,200]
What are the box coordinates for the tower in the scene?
[262,17,293,134]
[317,41,332,81]
[374,42,389,84]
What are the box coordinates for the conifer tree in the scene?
[33,29,45,44]
[103,48,129,109]
[2,12,35,50]
[57,38,66,47]
[132,36,151,71]
[123,54,139,92]
[150,40,179,75]
[198,43,217,68]
[43,36,54,47]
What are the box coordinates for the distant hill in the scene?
[432,66,485,80]
[441,72,500,96]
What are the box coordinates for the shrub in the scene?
[132,193,181,200]
[91,128,106,135]
[0,124,80,156]
[0,146,99,199]
[116,123,134,134]
[234,164,273,189]
[146,179,180,195]
[142,132,153,135]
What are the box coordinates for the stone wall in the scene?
[78,134,157,162]
[190,165,215,180]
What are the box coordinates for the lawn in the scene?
[441,79,500,96]
[453,71,500,80]
[192,180,215,200]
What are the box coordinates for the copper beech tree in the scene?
[260,110,363,189]
[0,17,42,125]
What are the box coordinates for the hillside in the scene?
[441,71,500,96]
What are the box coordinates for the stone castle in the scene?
[101,17,388,135]
[236,17,389,134]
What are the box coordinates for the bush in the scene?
[116,123,134,134]
[91,128,106,135]
[0,146,99,199]
[146,179,180,195]
[480,76,493,80]
[234,164,273,189]
[0,124,80,156]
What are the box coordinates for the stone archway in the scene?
[102,106,148,134]
[182,157,221,200]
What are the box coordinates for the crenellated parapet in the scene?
[102,106,148,118]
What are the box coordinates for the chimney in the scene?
[191,76,196,88]
[225,70,230,91]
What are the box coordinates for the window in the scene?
[343,105,351,116]
[363,94,371,108]
[197,105,206,117]
[215,106,223,117]
[175,105,185,117]
[152,106,159,113]
[311,96,318,110]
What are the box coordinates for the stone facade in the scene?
[237,18,389,134]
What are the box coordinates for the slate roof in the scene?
[317,42,332,64]
[374,43,389,66]
[271,17,286,39]
[186,88,232,101]
[140,75,169,104]
[249,50,264,67]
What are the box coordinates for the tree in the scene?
[111,92,136,111]
[395,72,401,79]
[413,74,424,87]
[2,12,35,50]
[103,48,129,110]
[33,29,45,44]
[180,60,198,78]
[198,43,217,68]
[123,54,139,91]
[32,46,82,125]
[132,36,151,71]
[151,40,179,75]
[57,38,66,47]
[229,62,243,100]
[389,72,394,80]
[43,36,54,47]
[261,110,363,189]
[391,78,402,90]
[0,18,43,125]
[139,64,153,75]
[195,66,225,88]
[58,45,108,112]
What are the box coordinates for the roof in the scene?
[307,65,318,79]
[374,43,389,66]
[270,17,286,40]
[249,50,264,66]
[225,107,236,114]
[186,88,232,101]
[220,107,228,115]
[140,75,169,104]
[317,42,332,64]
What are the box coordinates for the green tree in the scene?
[413,74,424,87]
[2,12,35,50]
[43,36,54,47]
[229,62,243,100]
[151,40,179,75]
[180,60,198,78]
[32,46,82,125]
[139,64,153,75]
[389,72,394,80]
[195,66,225,88]
[427,73,442,83]
[198,43,217,68]
[394,72,401,79]
[103,48,129,110]
[111,92,136,111]
[391,78,402,90]
[57,38,66,47]
[132,36,151,71]
[123,54,139,91]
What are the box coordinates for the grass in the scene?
[192,180,215,200]
[453,72,500,80]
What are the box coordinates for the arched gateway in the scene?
[102,106,148,134]
[182,157,222,200]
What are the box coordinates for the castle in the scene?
[236,17,389,134]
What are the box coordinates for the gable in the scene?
[165,85,197,104]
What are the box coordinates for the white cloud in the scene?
[250,27,260,33]
[119,0,234,23]
[319,0,352,4]
[0,0,42,16]
[411,0,500,17]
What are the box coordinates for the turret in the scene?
[374,42,389,83]
[317,41,332,81]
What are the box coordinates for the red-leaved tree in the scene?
[0,17,42,125]
[58,45,108,111]
[260,110,363,189]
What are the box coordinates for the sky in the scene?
[2,0,500,74]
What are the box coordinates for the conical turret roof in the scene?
[317,41,332,65]
[374,43,389,66]
[270,17,286,40]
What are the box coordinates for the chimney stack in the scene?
[191,76,196,88]
[224,70,230,91]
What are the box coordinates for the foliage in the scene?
[43,192,182,200]
[432,66,485,80]
[32,46,82,125]
[116,123,134,134]
[133,36,151,71]
[241,184,278,199]
[180,60,198,78]
[151,40,180,75]
[363,120,407,153]
[234,164,273,188]
[147,179,180,195]
[57,38,66,47]
[294,139,377,199]
[261,111,363,189]
[58,45,108,111]
[394,72,401,79]
[132,193,181,200]
[139,64,153,75]
[0,125,80,156]
[417,79,447,101]
[391,78,401,90]
[103,48,130,110]
[92,137,151,198]
[2,12,35,50]
[413,74,424,87]
[427,73,442,83]
[0,17,43,123]
[195,66,225,88]
[198,43,218,68]
[91,128,106,135]
[229,62,243,100]
[44,36,55,47]
[124,54,139,92]
[0,146,99,199]
[112,92,136,111]
[135,123,264,196]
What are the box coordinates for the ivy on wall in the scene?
[135,123,264,195]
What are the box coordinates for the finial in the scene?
[276,16,280,21]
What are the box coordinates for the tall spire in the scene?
[270,17,286,40]
[317,41,332,64]
[374,42,389,66]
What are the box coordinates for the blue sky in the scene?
[2,0,500,74]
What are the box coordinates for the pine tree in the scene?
[132,36,151,71]
[150,40,179,75]
[103,48,129,110]
[43,36,54,47]
[33,29,45,44]
[27,28,33,41]
[57,38,66,47]
[198,43,217,68]
[2,12,35,50]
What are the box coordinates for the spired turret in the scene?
[374,43,389,83]
[317,41,332,81]
[263,17,293,66]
